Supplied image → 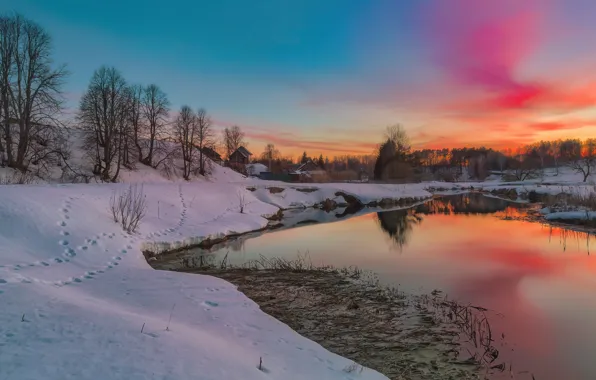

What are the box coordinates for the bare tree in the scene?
[497,153,507,173]
[549,139,562,175]
[195,108,214,176]
[0,14,68,172]
[384,124,410,156]
[126,84,143,167]
[140,84,169,167]
[261,143,280,171]
[79,66,130,182]
[222,125,245,159]
[536,140,550,173]
[512,148,540,181]
[173,105,197,180]
[569,139,596,182]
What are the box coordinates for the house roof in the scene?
[235,146,252,157]
[200,146,222,160]
[296,159,318,172]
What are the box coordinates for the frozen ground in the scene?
[0,177,432,380]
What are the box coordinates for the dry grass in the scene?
[0,170,37,185]
[541,185,596,211]
[109,184,147,233]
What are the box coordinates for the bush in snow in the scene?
[110,184,147,233]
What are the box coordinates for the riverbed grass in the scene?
[174,252,517,378]
[540,185,596,211]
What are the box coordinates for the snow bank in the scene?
[249,182,431,210]
[545,211,596,221]
[0,179,433,380]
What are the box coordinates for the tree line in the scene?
[373,125,596,183]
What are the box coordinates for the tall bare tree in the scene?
[79,66,130,182]
[195,108,214,176]
[569,138,596,182]
[0,13,68,172]
[222,125,245,159]
[261,143,280,171]
[140,84,169,167]
[384,124,410,156]
[173,105,197,180]
[127,84,143,166]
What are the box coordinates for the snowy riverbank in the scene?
[0,180,429,380]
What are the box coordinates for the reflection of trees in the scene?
[376,209,423,251]
[415,194,519,215]
[377,194,525,251]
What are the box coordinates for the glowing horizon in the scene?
[4,0,596,158]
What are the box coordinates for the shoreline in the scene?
[154,261,508,380]
[142,193,430,257]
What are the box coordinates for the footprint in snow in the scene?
[58,240,69,246]
[0,279,7,284]
[78,246,88,251]
[203,301,218,307]
[63,248,76,257]
[58,221,67,227]
[61,208,69,213]
[60,231,70,236]
[54,258,64,263]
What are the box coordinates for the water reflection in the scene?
[153,193,596,380]
[376,193,526,251]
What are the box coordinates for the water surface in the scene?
[160,194,596,380]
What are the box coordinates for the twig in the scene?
[141,322,145,333]
[166,303,176,331]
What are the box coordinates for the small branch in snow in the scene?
[166,303,176,331]
[258,357,263,371]
[21,314,25,322]
[237,190,246,214]
[141,322,145,333]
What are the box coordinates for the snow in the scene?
[545,211,596,221]
[246,163,269,177]
[0,178,433,380]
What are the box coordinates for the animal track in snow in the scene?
[58,240,69,246]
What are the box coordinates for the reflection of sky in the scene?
[206,211,596,380]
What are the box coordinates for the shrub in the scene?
[110,184,147,233]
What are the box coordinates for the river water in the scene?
[158,194,596,380]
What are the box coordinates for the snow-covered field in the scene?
[2,131,595,380]
[0,163,432,380]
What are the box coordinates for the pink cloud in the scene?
[425,0,545,103]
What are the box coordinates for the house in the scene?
[229,146,252,165]
[198,146,223,165]
[292,159,328,182]
[295,160,321,173]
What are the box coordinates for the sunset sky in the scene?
[3,0,596,157]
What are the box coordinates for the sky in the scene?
[2,0,596,158]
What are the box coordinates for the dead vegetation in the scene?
[150,254,523,380]
[109,184,147,233]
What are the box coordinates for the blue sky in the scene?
[2,0,596,156]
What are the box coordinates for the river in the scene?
[154,193,596,380]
